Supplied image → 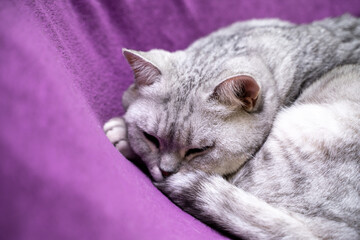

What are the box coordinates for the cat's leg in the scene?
[156,170,317,240]
[103,117,137,160]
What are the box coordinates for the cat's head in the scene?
[122,48,274,181]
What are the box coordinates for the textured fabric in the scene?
[0,0,359,239]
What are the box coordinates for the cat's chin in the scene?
[150,166,164,182]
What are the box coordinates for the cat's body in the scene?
[104,15,360,239]
[217,65,360,239]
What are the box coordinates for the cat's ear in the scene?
[122,48,162,86]
[211,75,260,111]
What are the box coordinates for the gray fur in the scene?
[104,15,360,239]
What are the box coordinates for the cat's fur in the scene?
[104,15,360,239]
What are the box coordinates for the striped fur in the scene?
[105,15,360,239]
[156,65,360,239]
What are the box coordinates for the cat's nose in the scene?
[160,168,173,178]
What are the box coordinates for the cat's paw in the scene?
[155,170,209,209]
[103,117,136,159]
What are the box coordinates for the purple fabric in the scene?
[1,1,359,239]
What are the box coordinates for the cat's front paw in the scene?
[155,170,209,210]
[103,117,136,159]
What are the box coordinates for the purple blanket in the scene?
[1,1,359,239]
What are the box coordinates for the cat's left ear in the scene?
[122,48,163,86]
[210,75,260,112]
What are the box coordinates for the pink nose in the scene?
[160,169,172,178]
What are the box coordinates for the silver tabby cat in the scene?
[104,15,360,239]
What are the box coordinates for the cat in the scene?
[104,15,360,239]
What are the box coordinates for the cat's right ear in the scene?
[122,48,161,86]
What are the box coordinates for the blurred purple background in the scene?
[1,0,359,239]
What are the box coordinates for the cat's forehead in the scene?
[175,50,227,78]
[169,45,254,86]
[150,85,211,146]
[155,101,213,148]
[165,57,223,100]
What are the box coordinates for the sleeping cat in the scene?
[104,15,360,239]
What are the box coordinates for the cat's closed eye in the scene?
[143,131,160,148]
[185,146,212,158]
